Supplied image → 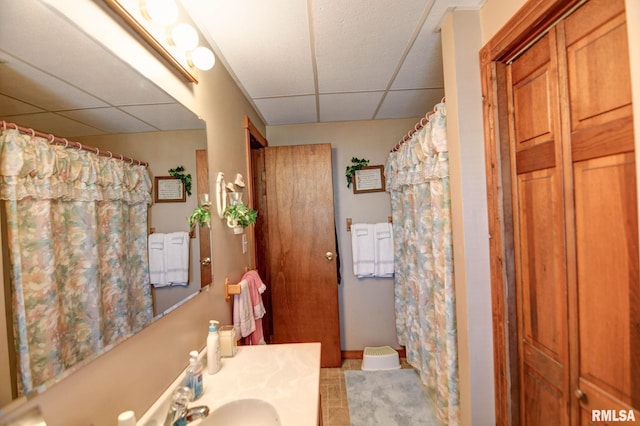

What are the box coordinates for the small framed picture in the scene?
[154,176,186,202]
[353,165,386,194]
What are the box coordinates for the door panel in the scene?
[564,0,631,134]
[517,170,566,361]
[516,169,569,425]
[573,154,640,414]
[265,144,341,367]
[511,36,555,151]
[510,29,570,426]
[523,366,565,425]
[561,0,640,421]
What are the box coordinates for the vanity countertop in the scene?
[138,342,321,426]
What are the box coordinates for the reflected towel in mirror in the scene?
[149,232,190,287]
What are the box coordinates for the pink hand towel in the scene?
[242,270,267,345]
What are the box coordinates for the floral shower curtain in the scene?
[0,128,153,395]
[385,103,459,425]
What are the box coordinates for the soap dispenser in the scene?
[207,320,221,374]
[186,350,204,400]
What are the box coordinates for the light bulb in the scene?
[170,23,199,51]
[141,0,178,26]
[190,47,215,71]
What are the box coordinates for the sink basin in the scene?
[198,398,281,426]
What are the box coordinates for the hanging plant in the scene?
[224,203,258,228]
[345,157,370,188]
[188,203,211,229]
[168,165,192,196]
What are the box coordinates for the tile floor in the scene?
[319,358,413,426]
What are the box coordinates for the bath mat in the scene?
[344,369,444,426]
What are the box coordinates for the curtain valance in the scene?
[385,103,448,191]
[0,129,151,204]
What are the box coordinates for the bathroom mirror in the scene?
[0,0,208,405]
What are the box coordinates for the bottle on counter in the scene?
[186,350,204,400]
[207,320,221,374]
[116,410,137,426]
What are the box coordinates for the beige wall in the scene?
[441,9,494,426]
[479,0,527,42]
[267,119,419,351]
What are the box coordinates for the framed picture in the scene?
[353,165,386,194]
[154,176,186,202]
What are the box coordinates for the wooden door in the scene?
[506,0,639,424]
[481,0,639,424]
[508,29,570,426]
[196,149,212,287]
[561,1,639,423]
[265,144,341,367]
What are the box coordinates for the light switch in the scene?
[242,234,247,254]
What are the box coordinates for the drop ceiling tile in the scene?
[0,93,44,116]
[313,0,429,93]
[391,32,444,90]
[58,107,157,134]
[319,92,384,122]
[0,61,107,111]
[376,88,444,119]
[183,0,315,98]
[253,96,317,125]
[120,104,206,131]
[5,112,105,138]
[0,1,173,108]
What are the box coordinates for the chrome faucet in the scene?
[163,387,210,426]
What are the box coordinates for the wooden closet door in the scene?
[560,0,639,422]
[508,29,570,426]
[508,0,639,423]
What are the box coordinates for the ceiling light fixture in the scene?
[141,0,178,26]
[103,0,215,83]
[189,46,216,71]
[170,23,199,51]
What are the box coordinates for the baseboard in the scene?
[341,348,406,359]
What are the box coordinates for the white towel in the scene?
[351,223,375,278]
[148,233,168,287]
[374,222,394,277]
[233,279,255,339]
[165,232,189,286]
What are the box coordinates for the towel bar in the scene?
[346,216,392,232]
[224,266,256,300]
[225,277,241,301]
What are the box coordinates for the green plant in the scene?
[345,157,370,188]
[169,165,192,196]
[188,204,211,229]
[224,203,258,228]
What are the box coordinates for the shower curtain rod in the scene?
[1,120,148,167]
[390,97,445,153]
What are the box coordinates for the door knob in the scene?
[574,389,586,401]
[325,252,334,261]
[200,257,211,266]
